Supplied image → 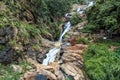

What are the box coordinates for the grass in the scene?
[95,39,120,46]
[77,37,89,44]
[0,61,31,80]
[83,40,120,80]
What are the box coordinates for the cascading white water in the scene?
[77,1,94,14]
[42,1,94,65]
[42,48,61,65]
[42,21,71,65]
[87,1,94,7]
[59,21,71,42]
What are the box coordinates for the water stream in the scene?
[42,1,94,65]
[42,21,71,65]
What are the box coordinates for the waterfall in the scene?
[77,1,94,13]
[59,21,71,42]
[42,48,61,65]
[87,1,94,7]
[42,21,71,65]
[42,1,94,65]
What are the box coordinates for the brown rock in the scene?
[38,69,57,80]
[54,42,61,48]
[61,64,76,76]
[69,36,77,46]
[61,63,85,80]
[67,44,87,50]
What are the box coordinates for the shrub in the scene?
[85,0,120,34]
[70,13,82,25]
[83,44,120,80]
[77,37,89,44]
[0,61,31,80]
[46,0,72,18]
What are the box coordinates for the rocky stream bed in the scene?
[0,3,92,80]
[21,6,89,79]
[22,21,88,80]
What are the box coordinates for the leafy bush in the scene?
[81,24,96,33]
[0,61,31,80]
[84,44,120,80]
[46,0,72,18]
[70,13,82,25]
[85,0,120,33]
[77,37,89,44]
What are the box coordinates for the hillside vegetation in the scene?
[83,0,120,80]
[84,0,120,35]
[0,0,80,64]
[0,0,120,80]
[0,0,84,79]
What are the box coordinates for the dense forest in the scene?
[0,0,120,80]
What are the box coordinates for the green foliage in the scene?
[0,61,31,80]
[81,24,96,33]
[0,0,67,39]
[95,39,120,46]
[18,22,40,37]
[70,13,82,25]
[46,0,72,18]
[85,0,120,33]
[1,0,87,40]
[77,37,89,44]
[84,43,120,80]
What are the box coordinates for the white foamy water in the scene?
[42,21,71,65]
[77,8,84,14]
[59,21,71,42]
[42,1,94,65]
[87,1,94,7]
[42,48,60,65]
[77,1,94,14]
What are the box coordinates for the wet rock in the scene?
[38,69,57,80]
[23,72,48,80]
[35,74,47,80]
